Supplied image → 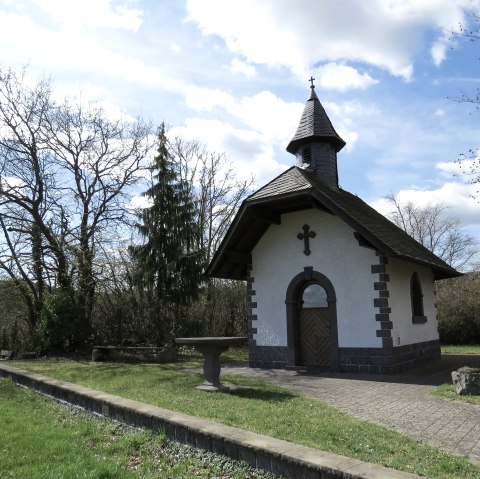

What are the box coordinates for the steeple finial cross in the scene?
[309,76,315,89]
[297,224,316,256]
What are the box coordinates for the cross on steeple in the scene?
[309,76,315,89]
[297,224,316,256]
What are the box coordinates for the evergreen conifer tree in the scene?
[132,123,204,343]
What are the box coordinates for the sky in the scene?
[1,0,479,240]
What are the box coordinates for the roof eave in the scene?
[205,200,250,278]
[206,188,318,279]
[394,254,463,280]
[206,176,463,281]
[286,135,346,155]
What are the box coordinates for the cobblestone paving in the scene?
[222,355,480,464]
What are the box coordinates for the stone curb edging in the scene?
[0,364,421,479]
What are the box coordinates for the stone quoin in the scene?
[206,81,461,374]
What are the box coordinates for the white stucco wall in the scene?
[387,258,439,346]
[250,209,381,348]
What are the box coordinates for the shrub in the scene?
[0,320,33,353]
[91,279,247,346]
[0,279,28,330]
[437,272,480,344]
[38,290,79,352]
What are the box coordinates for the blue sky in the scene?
[1,0,479,238]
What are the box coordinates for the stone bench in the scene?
[91,346,176,363]
[0,349,13,360]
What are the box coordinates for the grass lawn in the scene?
[441,344,480,355]
[434,382,480,405]
[8,354,480,479]
[435,344,480,405]
[0,377,277,479]
[436,344,480,405]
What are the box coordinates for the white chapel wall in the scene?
[387,258,439,346]
[251,209,381,349]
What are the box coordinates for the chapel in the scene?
[206,81,461,374]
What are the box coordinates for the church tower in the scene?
[286,79,345,189]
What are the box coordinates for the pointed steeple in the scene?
[287,80,345,154]
[286,79,346,189]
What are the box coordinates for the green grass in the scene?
[441,344,480,355]
[220,346,249,363]
[0,377,276,479]
[179,345,248,365]
[434,345,480,406]
[434,382,480,405]
[8,357,480,479]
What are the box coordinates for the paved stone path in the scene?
[221,354,480,464]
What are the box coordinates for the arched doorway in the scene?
[285,268,338,370]
[298,283,330,366]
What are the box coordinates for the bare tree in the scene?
[450,13,480,106]
[0,66,152,346]
[168,135,254,262]
[0,68,67,329]
[92,236,146,345]
[166,135,253,336]
[46,98,152,342]
[450,13,480,197]
[385,194,478,271]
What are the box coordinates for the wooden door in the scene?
[299,307,330,366]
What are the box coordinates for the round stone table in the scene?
[175,337,247,391]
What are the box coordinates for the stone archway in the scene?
[285,267,338,370]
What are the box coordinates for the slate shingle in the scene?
[207,167,461,280]
[286,88,346,154]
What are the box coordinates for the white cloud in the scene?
[231,91,302,143]
[181,87,302,146]
[323,100,378,150]
[0,176,24,189]
[91,99,137,124]
[316,63,378,91]
[431,40,447,66]
[170,117,289,186]
[370,181,480,229]
[186,0,475,82]
[340,131,359,151]
[127,194,152,210]
[230,58,256,79]
[184,86,235,112]
[436,161,463,176]
[0,3,178,93]
[30,0,143,32]
[436,158,478,179]
[181,85,362,152]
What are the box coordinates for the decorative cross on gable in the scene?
[297,224,316,256]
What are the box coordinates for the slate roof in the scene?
[206,167,461,281]
[286,87,346,154]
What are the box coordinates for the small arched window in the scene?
[411,273,427,323]
[302,283,328,308]
[302,147,311,165]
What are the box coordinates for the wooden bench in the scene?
[91,346,176,363]
[0,350,13,360]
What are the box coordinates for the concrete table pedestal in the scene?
[175,337,247,392]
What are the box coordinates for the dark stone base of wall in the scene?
[337,339,441,374]
[249,344,288,369]
[249,340,440,374]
